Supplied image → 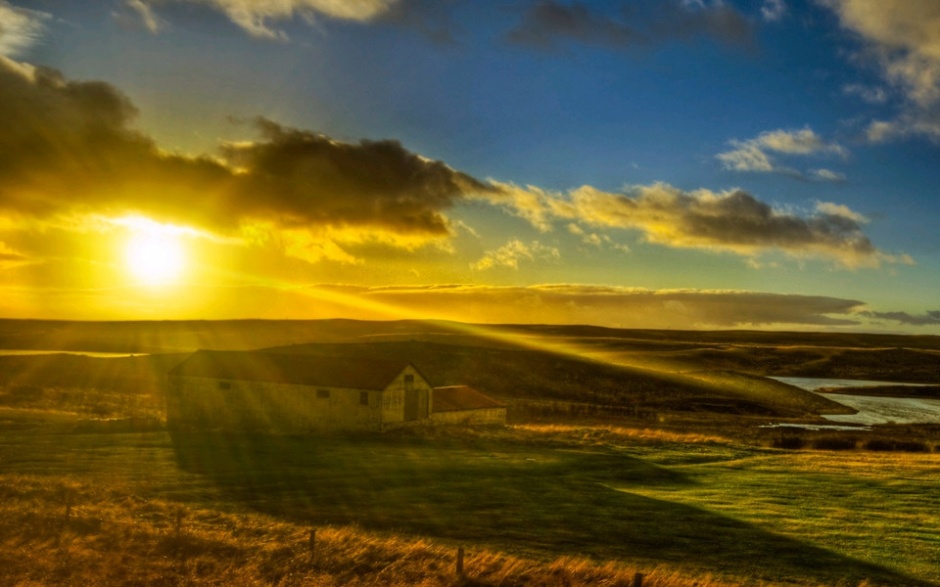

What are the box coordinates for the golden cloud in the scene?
[472,239,560,271]
[483,181,909,268]
[716,127,848,179]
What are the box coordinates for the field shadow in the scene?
[168,431,935,586]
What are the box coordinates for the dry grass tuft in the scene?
[514,423,730,445]
[0,474,763,587]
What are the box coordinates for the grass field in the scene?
[1,415,937,586]
[2,319,940,585]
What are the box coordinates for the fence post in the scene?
[456,546,465,576]
[175,508,183,540]
[633,572,644,587]
[64,493,72,526]
[308,529,316,557]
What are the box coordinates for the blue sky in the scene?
[1,0,939,331]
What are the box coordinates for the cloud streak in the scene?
[860,310,940,326]
[505,0,754,51]
[319,284,866,328]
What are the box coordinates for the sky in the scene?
[1,0,939,332]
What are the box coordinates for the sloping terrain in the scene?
[263,340,847,417]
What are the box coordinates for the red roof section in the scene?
[169,350,415,391]
[432,385,506,413]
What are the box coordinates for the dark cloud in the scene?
[487,182,909,268]
[221,118,494,235]
[0,56,496,240]
[0,56,231,223]
[506,0,754,51]
[861,310,940,326]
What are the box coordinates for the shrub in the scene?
[811,437,857,451]
[864,439,930,452]
[772,434,805,450]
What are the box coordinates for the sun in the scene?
[124,223,187,286]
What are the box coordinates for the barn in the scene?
[431,385,507,426]
[166,350,434,432]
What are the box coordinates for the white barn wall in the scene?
[168,364,435,432]
[168,376,385,432]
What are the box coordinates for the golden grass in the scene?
[0,474,759,587]
[514,423,731,445]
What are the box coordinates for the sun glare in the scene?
[123,220,187,286]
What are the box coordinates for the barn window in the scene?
[404,374,414,391]
[317,389,330,399]
[218,381,231,390]
[360,391,369,406]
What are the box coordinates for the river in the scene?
[773,377,940,425]
[0,349,144,358]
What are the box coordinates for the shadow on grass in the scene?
[170,431,934,586]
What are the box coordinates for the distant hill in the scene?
[2,318,940,354]
[2,318,937,421]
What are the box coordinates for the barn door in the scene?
[404,389,420,421]
[403,374,419,421]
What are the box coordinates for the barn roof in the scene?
[169,350,416,391]
[432,385,506,413]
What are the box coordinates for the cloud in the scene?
[131,0,399,39]
[114,0,166,33]
[333,284,867,328]
[472,239,560,271]
[717,127,848,179]
[483,181,908,268]
[821,0,940,140]
[0,1,48,56]
[505,0,754,51]
[865,119,898,143]
[810,168,847,182]
[0,56,498,259]
[843,83,888,104]
[220,117,496,235]
[761,0,786,22]
[860,310,940,326]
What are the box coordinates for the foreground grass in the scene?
[1,418,937,586]
[1,474,746,587]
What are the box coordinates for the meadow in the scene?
[1,319,939,585]
[0,411,938,586]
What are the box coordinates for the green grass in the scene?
[1,419,937,586]
[625,449,940,584]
